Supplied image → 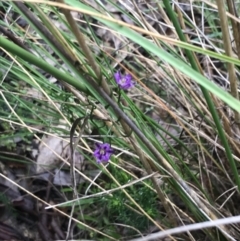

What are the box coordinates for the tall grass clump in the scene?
[1,0,240,240]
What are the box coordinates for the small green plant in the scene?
[0,193,17,218]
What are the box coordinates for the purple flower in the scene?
[93,143,113,164]
[114,71,135,90]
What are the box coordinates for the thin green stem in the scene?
[162,0,240,191]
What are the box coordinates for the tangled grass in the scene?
[1,0,240,240]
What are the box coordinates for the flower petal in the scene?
[114,72,135,90]
[93,142,113,163]
[101,143,111,149]
[125,74,132,81]
[114,71,121,83]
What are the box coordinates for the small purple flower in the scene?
[114,71,135,90]
[93,143,113,164]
